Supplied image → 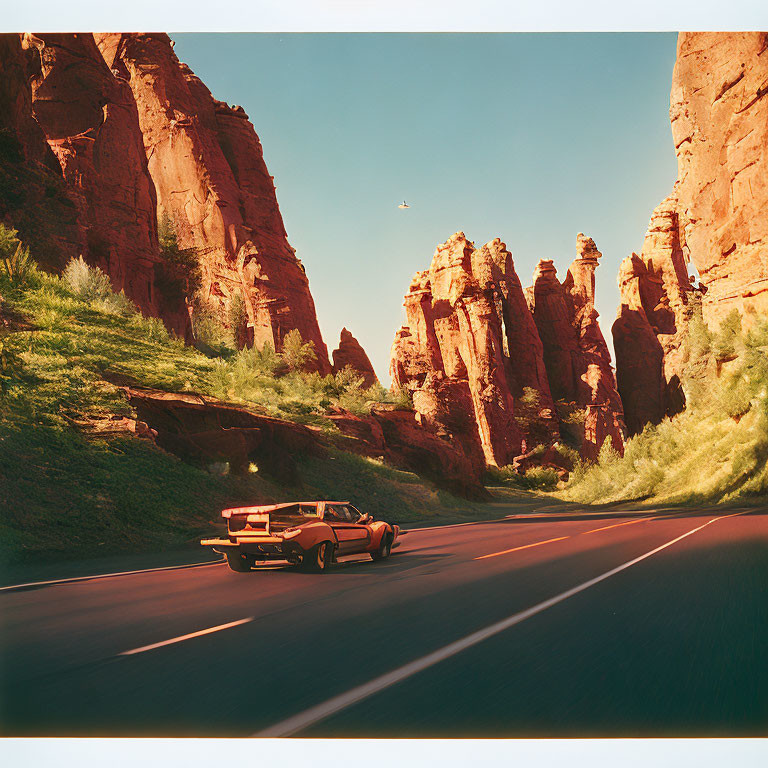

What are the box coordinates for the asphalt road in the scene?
[1,507,766,737]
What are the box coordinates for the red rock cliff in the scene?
[612,32,765,434]
[96,33,331,373]
[20,33,175,327]
[668,32,768,328]
[0,34,80,271]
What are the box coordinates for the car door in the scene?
[326,505,370,554]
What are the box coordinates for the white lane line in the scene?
[0,558,225,593]
[255,512,745,737]
[119,617,254,656]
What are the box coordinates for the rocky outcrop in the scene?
[528,234,625,459]
[667,32,768,328]
[331,328,378,387]
[613,196,697,434]
[327,403,487,499]
[96,33,330,372]
[391,233,570,467]
[124,387,324,484]
[19,34,181,329]
[125,387,486,498]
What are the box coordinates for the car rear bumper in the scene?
[201,536,303,561]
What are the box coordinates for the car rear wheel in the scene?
[303,541,333,572]
[371,533,392,562]
[226,551,252,572]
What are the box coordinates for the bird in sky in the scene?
[398,200,410,209]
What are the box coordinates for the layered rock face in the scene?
[96,33,330,372]
[0,34,84,271]
[392,233,567,468]
[613,195,697,434]
[528,235,625,459]
[20,34,173,325]
[331,328,379,387]
[667,32,768,327]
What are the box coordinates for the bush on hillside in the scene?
[281,328,317,372]
[156,212,201,304]
[208,331,396,423]
[484,463,559,491]
[0,224,36,288]
[62,255,135,316]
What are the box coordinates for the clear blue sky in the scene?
[173,33,679,383]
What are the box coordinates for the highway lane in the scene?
[1,508,765,736]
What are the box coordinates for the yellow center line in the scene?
[580,516,657,535]
[474,536,569,561]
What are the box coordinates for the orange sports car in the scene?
[201,501,401,572]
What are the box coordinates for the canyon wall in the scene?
[21,33,177,327]
[95,33,331,372]
[0,35,99,273]
[613,31,766,434]
[669,32,768,328]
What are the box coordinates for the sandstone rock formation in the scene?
[667,32,768,328]
[528,234,625,460]
[331,328,379,387]
[391,233,565,468]
[613,195,697,434]
[96,33,330,372]
[20,34,181,329]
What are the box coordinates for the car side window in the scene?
[329,505,355,522]
[347,506,362,523]
[326,506,347,522]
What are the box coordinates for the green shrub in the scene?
[156,212,201,302]
[281,329,317,372]
[63,255,113,302]
[192,300,236,352]
[484,463,559,492]
[0,224,36,287]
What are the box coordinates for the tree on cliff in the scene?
[156,212,200,305]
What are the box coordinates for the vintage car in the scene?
[201,501,400,572]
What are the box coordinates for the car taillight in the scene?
[229,517,247,532]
